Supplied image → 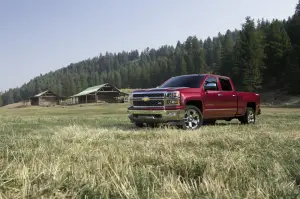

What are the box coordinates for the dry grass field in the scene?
[0,104,299,198]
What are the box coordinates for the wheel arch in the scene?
[247,102,256,112]
[185,100,203,113]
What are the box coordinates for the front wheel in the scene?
[181,105,203,130]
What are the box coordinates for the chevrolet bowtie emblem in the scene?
[142,97,150,102]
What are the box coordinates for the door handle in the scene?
[218,93,222,96]
[232,94,236,97]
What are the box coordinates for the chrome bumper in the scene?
[127,108,185,124]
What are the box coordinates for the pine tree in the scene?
[234,17,265,91]
[180,56,188,75]
[203,37,214,69]
[296,0,300,15]
[190,36,205,73]
[220,30,234,76]
[0,94,3,107]
[185,36,196,73]
[69,77,76,95]
[114,71,122,88]
[13,88,21,103]
[5,90,14,105]
[264,20,292,87]
[212,38,222,72]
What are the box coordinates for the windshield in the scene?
[159,75,205,88]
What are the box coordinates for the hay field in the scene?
[0,104,299,198]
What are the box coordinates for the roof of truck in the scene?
[174,74,230,79]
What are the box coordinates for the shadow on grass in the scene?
[94,121,243,132]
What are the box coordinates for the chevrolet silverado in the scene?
[127,74,261,129]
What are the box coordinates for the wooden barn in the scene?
[71,83,128,104]
[30,90,62,106]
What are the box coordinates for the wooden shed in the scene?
[30,90,62,106]
[71,83,128,104]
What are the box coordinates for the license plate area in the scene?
[133,114,162,119]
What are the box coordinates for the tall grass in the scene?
[0,105,299,198]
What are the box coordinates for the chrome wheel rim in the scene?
[183,109,200,129]
[248,110,255,123]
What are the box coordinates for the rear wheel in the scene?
[134,122,144,128]
[181,105,203,130]
[239,107,255,124]
[147,123,158,128]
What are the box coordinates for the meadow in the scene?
[0,104,299,199]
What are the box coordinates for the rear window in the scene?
[219,78,232,91]
[159,75,205,88]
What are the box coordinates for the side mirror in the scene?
[204,82,217,91]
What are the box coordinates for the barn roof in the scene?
[72,83,128,97]
[31,90,59,98]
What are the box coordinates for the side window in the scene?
[205,76,218,90]
[219,78,232,91]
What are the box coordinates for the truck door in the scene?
[202,76,223,119]
[218,77,238,117]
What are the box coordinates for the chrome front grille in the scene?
[133,100,164,107]
[130,91,180,107]
[133,93,165,98]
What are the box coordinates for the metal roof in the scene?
[34,90,50,97]
[30,90,62,99]
[71,83,128,97]
[33,90,60,97]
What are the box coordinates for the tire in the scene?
[181,105,203,130]
[134,122,144,128]
[239,107,255,124]
[147,123,158,128]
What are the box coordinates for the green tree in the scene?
[264,20,292,87]
[212,38,222,72]
[0,94,3,107]
[13,88,22,103]
[234,17,265,91]
[114,71,122,88]
[179,56,187,75]
[191,36,205,73]
[203,37,214,69]
[69,77,76,95]
[220,30,234,76]
[296,0,300,15]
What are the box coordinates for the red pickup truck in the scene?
[127,74,261,129]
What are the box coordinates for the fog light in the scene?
[167,112,176,116]
[167,99,180,105]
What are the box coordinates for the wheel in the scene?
[181,105,203,130]
[203,120,216,126]
[239,107,255,124]
[134,122,144,128]
[147,123,158,128]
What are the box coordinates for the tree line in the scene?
[0,1,299,107]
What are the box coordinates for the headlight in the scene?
[166,91,180,98]
[166,91,180,105]
[166,99,180,105]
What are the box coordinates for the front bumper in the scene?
[127,107,185,125]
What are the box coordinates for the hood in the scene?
[133,87,188,93]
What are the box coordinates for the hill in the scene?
[0,1,299,107]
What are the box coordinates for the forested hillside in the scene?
[0,2,299,107]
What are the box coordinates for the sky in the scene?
[0,0,297,92]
